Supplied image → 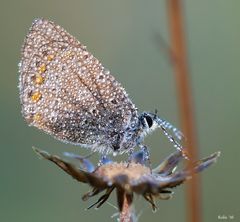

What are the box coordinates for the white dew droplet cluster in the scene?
[19,18,138,154]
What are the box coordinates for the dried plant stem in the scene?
[167,1,201,222]
[117,189,134,222]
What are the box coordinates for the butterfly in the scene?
[19,18,185,158]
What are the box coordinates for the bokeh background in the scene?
[0,0,239,221]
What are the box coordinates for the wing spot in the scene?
[31,91,42,102]
[33,113,42,122]
[34,74,44,84]
[47,54,54,61]
[38,64,46,73]
[111,99,117,104]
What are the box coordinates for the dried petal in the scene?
[82,188,102,201]
[63,152,95,172]
[153,150,183,175]
[87,187,114,209]
[33,147,88,183]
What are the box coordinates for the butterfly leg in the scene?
[138,144,151,167]
[98,153,113,166]
[126,147,135,162]
[127,144,151,167]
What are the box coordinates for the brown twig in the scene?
[167,1,201,222]
[117,189,134,222]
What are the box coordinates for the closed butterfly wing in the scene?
[19,19,138,153]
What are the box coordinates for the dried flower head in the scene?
[33,148,220,221]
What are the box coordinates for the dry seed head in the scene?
[96,162,151,181]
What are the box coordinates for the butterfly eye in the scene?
[145,115,153,128]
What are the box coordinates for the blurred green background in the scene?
[0,0,239,221]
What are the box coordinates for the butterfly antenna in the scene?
[158,118,185,141]
[156,118,189,159]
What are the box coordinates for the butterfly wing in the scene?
[19,19,138,151]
